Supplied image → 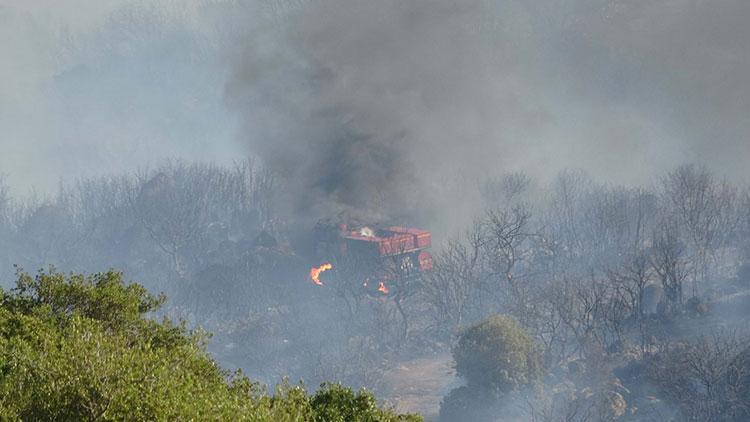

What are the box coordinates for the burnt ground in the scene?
[382,353,459,421]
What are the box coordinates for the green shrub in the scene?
[453,315,542,394]
[438,385,498,422]
[310,383,421,422]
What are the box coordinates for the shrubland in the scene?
[1,162,750,421]
[0,269,419,421]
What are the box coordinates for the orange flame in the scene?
[310,263,333,286]
[378,281,389,294]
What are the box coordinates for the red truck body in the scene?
[339,225,433,272]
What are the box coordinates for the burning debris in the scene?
[377,281,389,295]
[310,263,333,286]
[309,222,433,295]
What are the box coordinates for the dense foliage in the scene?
[453,315,542,393]
[0,269,420,421]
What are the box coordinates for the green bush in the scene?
[438,385,499,422]
[453,315,542,394]
[311,383,421,422]
[0,269,420,421]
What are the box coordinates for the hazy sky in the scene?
[0,1,242,195]
[2,0,748,199]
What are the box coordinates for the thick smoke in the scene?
[225,0,750,223]
[225,1,552,220]
[2,0,749,214]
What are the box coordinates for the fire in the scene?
[377,281,389,294]
[310,263,333,286]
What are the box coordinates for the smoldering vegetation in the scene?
[1,162,749,421]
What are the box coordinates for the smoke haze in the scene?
[2,2,750,420]
[0,1,241,195]
[225,0,750,221]
[2,0,748,206]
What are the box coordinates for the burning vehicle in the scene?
[309,222,433,295]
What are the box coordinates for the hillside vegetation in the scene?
[0,269,420,421]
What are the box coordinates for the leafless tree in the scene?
[421,221,485,332]
[481,171,534,207]
[609,253,653,320]
[482,204,532,287]
[662,164,741,294]
[650,219,691,310]
[544,169,594,261]
[649,332,750,421]
[127,161,276,278]
[607,252,655,351]
[130,168,210,277]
